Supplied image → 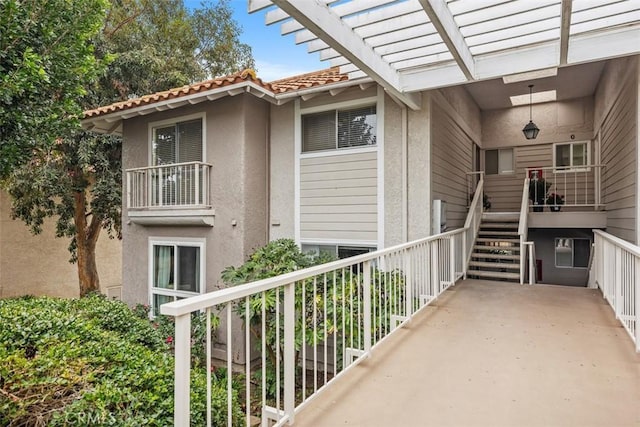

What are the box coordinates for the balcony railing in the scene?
[160,181,485,426]
[126,161,211,209]
[526,165,605,211]
[593,230,639,353]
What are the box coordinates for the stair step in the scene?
[476,237,520,244]
[481,213,519,222]
[473,245,521,252]
[472,253,520,261]
[467,270,521,280]
[469,260,520,270]
[478,230,519,237]
[480,223,519,230]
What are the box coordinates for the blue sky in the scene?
[185,1,326,81]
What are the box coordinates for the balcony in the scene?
[526,165,606,229]
[125,162,214,226]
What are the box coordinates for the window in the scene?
[302,106,377,152]
[485,149,514,175]
[152,117,203,165]
[555,238,590,268]
[301,243,376,259]
[150,115,204,206]
[554,141,588,170]
[150,239,204,316]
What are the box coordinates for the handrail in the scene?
[463,177,483,276]
[126,160,213,172]
[518,178,530,284]
[592,229,639,352]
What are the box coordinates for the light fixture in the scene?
[522,84,540,140]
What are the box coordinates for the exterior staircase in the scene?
[468,213,521,282]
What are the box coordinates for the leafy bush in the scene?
[0,294,241,426]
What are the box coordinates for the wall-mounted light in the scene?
[522,84,540,140]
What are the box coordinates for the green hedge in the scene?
[0,294,242,426]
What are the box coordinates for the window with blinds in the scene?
[152,119,203,165]
[302,105,377,153]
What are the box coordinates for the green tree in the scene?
[2,0,255,296]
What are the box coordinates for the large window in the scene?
[150,239,204,316]
[555,238,590,268]
[302,106,377,152]
[554,141,588,170]
[149,115,204,206]
[152,117,203,165]
[485,148,514,175]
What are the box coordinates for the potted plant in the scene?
[546,193,565,212]
[529,177,551,212]
[470,192,491,210]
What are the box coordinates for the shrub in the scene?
[0,294,241,426]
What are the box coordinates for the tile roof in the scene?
[83,67,349,119]
[269,66,349,93]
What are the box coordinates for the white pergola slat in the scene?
[252,0,640,109]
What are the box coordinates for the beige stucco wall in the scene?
[0,190,122,299]
[121,94,269,306]
[268,102,295,240]
[383,93,404,247]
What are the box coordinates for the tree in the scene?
[2,0,255,296]
[0,0,107,178]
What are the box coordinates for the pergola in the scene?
[249,0,640,109]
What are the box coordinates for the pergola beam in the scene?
[559,0,573,65]
[271,0,421,110]
[418,0,475,80]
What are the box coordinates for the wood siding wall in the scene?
[431,102,472,229]
[601,74,637,243]
[300,150,378,242]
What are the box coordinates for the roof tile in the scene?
[83,67,349,119]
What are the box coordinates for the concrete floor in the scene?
[293,280,640,427]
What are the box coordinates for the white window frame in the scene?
[484,148,514,175]
[300,242,377,259]
[554,237,590,269]
[300,97,378,156]
[148,112,206,165]
[553,140,590,172]
[148,237,206,317]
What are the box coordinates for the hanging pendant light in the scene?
[522,84,540,140]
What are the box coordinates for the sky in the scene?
[184,0,326,81]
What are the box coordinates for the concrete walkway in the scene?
[294,280,640,427]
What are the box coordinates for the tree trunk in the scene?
[74,190,102,297]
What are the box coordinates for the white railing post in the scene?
[431,241,439,297]
[363,260,372,354]
[449,236,455,285]
[195,163,200,206]
[615,247,622,319]
[462,231,467,279]
[635,256,640,352]
[174,313,191,426]
[404,249,413,318]
[283,282,295,423]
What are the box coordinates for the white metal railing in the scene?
[526,165,605,211]
[162,234,477,426]
[126,161,212,208]
[464,177,484,276]
[593,230,639,352]
[518,178,530,284]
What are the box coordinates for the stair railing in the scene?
[518,178,530,284]
[522,241,536,285]
[463,177,484,278]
